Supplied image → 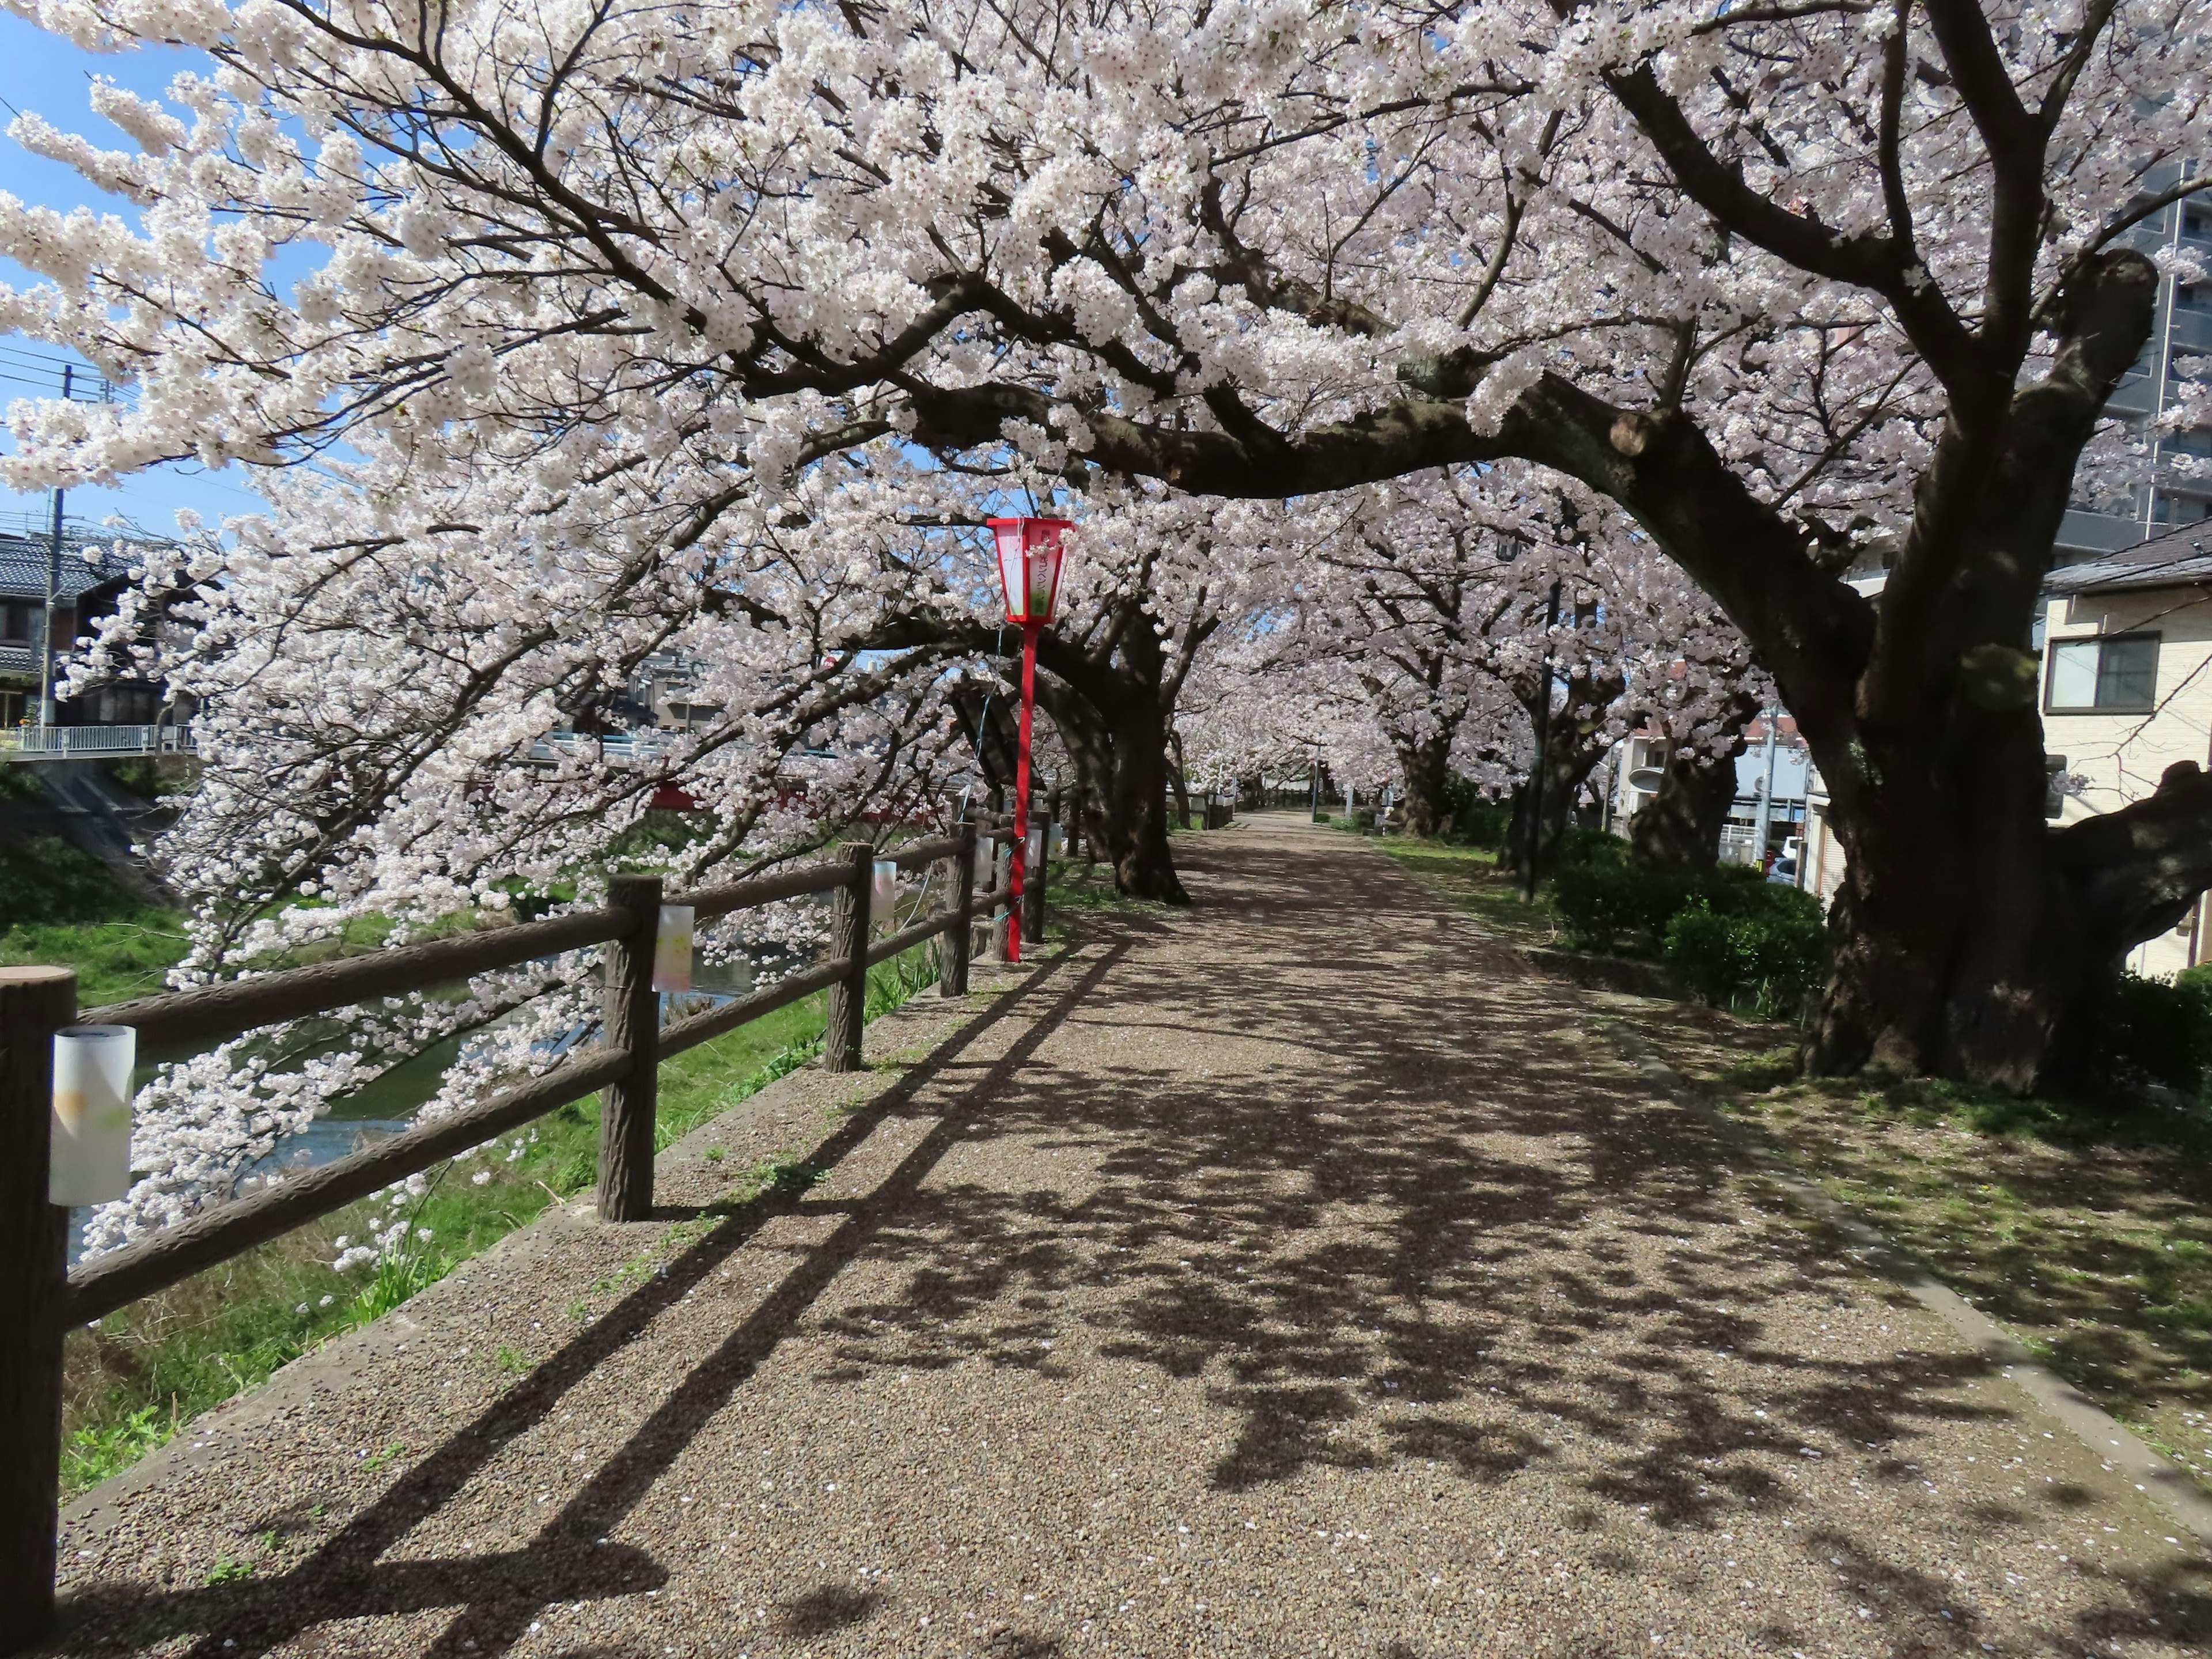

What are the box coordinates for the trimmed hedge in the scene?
[1551,858,1826,1017]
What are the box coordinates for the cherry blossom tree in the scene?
[6,0,2211,1084]
[1235,464,1756,867]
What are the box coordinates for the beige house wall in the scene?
[2042,587,2212,979]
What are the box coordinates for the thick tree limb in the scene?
[2055,762,2212,961]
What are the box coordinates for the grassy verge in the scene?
[59,946,944,1500]
[1380,817,2212,1494]
[1610,1020,2212,1497]
[0,809,194,1003]
[1045,858,1181,921]
[1367,834,1562,948]
[0,913,192,1005]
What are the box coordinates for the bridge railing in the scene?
[1,724,196,761]
[0,812,1045,1651]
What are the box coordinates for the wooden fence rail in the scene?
[0,805,1051,1652]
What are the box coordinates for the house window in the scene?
[2046,633,2160,713]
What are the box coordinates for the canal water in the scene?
[70,951,777,1263]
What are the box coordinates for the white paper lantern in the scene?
[1026,826,1046,867]
[51,1024,137,1206]
[652,903,695,993]
[872,858,897,917]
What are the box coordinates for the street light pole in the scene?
[987,516,1073,966]
[1752,706,1780,870]
[1008,618,1040,963]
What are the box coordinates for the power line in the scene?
[0,344,133,405]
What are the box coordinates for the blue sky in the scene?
[0,13,270,536]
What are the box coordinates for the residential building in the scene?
[0,526,172,732]
[2039,521,2212,976]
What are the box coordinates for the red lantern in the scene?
[983,517,1074,963]
[988,516,1071,625]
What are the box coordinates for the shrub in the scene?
[1554,824,1630,870]
[1550,862,1694,952]
[2052,972,2212,1100]
[1440,774,1510,847]
[1660,900,1737,1002]
[0,835,139,928]
[1552,854,1828,1017]
[1662,897,1827,1018]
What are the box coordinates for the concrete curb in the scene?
[1601,1021,2212,1550]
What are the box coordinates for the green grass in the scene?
[1658,1035,2212,1498]
[0,912,192,1006]
[58,946,945,1499]
[0,823,194,1004]
[1370,835,1562,948]
[1044,860,1177,918]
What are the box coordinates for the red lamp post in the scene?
[987,515,1072,963]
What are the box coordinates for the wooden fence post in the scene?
[596,874,661,1223]
[1024,796,1055,945]
[1,967,75,1653]
[941,821,975,998]
[983,830,1009,964]
[824,842,873,1071]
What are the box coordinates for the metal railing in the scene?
[1,724,195,761]
[0,812,1051,1650]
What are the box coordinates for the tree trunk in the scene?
[1168,730,1193,830]
[1104,696,1187,902]
[1630,692,1759,872]
[1791,256,2168,1086]
[1506,664,1623,886]
[1032,659,1188,904]
[1396,734,1453,839]
[1808,711,2070,1086]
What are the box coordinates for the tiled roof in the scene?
[2043,522,2212,594]
[0,534,147,603]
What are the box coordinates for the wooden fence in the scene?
[0,811,1051,1650]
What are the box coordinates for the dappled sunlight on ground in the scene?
[43,817,2212,1658]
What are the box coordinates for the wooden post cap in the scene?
[0,967,73,984]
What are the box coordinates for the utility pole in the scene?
[1751,706,1781,870]
[1521,580,1563,903]
[36,365,73,729]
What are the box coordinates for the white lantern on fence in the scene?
[51,1024,137,1206]
[1027,826,1046,869]
[872,859,898,918]
[652,903,695,993]
[973,839,995,885]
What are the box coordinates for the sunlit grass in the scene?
[1677,1038,2212,1497]
[1370,834,1560,948]
[0,912,191,1006]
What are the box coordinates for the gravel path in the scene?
[44,818,2212,1658]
